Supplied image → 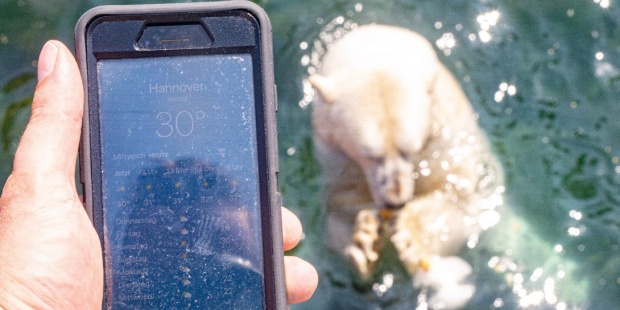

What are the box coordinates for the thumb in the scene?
[10,40,83,191]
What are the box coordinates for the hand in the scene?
[0,40,317,309]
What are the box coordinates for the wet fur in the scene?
[311,24,503,308]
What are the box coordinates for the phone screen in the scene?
[97,54,265,308]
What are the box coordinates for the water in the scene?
[1,0,620,309]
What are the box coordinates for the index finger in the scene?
[282,207,303,251]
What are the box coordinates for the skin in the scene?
[0,40,317,309]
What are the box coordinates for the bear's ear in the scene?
[308,74,338,104]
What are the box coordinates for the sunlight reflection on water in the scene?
[296,11,582,309]
[274,1,620,309]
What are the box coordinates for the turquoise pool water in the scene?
[1,0,619,309]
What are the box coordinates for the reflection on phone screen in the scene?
[98,55,265,309]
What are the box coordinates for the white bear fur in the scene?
[310,24,503,308]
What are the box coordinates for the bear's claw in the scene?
[346,209,382,277]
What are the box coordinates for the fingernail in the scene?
[37,41,59,83]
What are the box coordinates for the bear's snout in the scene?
[371,156,415,210]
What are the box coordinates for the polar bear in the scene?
[310,24,503,308]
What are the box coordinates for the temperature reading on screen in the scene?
[155,110,206,138]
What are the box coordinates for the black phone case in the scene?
[74,2,284,309]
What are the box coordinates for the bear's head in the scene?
[310,68,433,210]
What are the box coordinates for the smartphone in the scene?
[75,2,285,309]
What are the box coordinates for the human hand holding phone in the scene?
[0,40,317,309]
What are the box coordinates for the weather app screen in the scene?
[97,54,265,309]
